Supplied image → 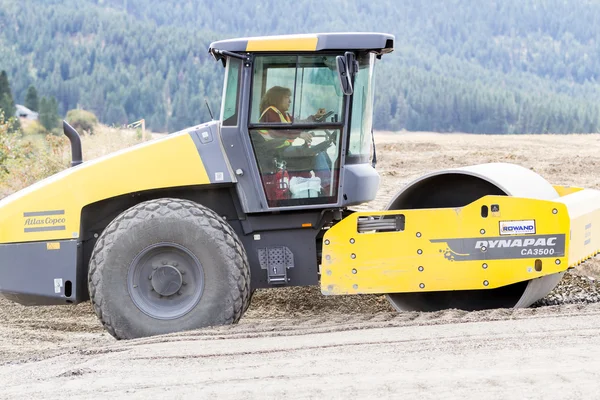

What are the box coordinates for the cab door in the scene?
[246,54,346,208]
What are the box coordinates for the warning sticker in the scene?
[54,278,63,294]
[47,242,61,250]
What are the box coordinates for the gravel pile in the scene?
[533,271,600,307]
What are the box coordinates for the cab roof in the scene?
[208,32,394,54]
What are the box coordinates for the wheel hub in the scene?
[150,265,183,297]
[127,242,205,320]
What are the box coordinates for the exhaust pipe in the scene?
[62,120,83,167]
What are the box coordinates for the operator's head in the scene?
[260,86,292,113]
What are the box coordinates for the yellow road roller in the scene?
[0,32,599,339]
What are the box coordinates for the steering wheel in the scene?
[300,131,335,156]
[324,129,337,143]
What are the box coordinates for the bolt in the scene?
[326,270,332,276]
[480,229,486,235]
[182,281,187,286]
[326,255,331,261]
[149,274,153,280]
[180,270,185,275]
[350,238,355,244]
[555,259,561,265]
[162,261,168,265]
[552,208,558,214]
[483,280,489,287]
[133,285,138,288]
[416,232,422,238]
[172,262,179,267]
[177,291,182,295]
[352,284,358,290]
[417,249,423,255]
[324,239,330,245]
[418,266,424,272]
[481,246,487,252]
[419,283,425,289]
[351,253,356,259]
[482,263,488,269]
[352,269,357,274]
[93,233,99,238]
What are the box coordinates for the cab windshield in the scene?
[249,55,344,207]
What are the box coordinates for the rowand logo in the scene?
[499,220,536,235]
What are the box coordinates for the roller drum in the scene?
[385,163,564,312]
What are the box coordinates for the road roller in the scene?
[0,32,599,339]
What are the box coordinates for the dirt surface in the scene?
[1,131,600,398]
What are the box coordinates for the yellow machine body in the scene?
[0,131,209,244]
[321,187,600,295]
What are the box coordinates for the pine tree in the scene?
[0,71,16,118]
[25,85,39,112]
[39,96,60,131]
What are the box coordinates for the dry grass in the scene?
[0,125,151,198]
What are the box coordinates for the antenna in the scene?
[205,98,214,120]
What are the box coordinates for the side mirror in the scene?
[336,55,353,95]
[344,51,358,76]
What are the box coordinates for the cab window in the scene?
[221,58,241,126]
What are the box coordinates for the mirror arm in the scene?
[210,49,251,63]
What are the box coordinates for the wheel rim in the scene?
[128,242,205,320]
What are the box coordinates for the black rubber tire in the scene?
[243,289,255,314]
[88,198,251,340]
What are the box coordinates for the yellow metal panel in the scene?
[0,133,209,244]
[555,188,600,266]
[553,185,584,197]
[246,36,318,51]
[322,195,574,295]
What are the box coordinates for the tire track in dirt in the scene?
[3,306,600,400]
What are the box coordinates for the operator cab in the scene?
[210,33,394,211]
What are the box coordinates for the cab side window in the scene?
[222,58,241,126]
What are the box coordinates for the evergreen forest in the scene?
[1,0,600,134]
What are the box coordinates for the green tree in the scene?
[0,71,15,118]
[39,96,60,131]
[24,85,39,112]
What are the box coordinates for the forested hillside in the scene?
[1,0,600,133]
